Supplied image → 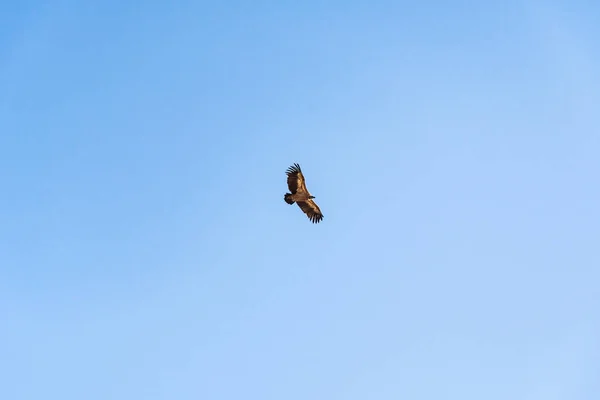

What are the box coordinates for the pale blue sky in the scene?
[1,1,599,399]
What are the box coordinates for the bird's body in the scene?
[283,163,323,223]
[284,192,313,203]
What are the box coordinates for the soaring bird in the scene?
[284,163,323,223]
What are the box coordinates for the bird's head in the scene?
[309,196,316,199]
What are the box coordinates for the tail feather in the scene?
[284,193,295,204]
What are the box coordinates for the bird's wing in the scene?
[286,163,307,194]
[296,199,323,223]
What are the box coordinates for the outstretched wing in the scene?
[296,199,323,223]
[286,163,309,194]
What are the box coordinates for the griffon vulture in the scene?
[284,163,323,223]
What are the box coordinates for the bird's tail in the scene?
[284,193,295,204]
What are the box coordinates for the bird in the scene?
[283,163,324,223]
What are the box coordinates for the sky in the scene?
[1,1,599,399]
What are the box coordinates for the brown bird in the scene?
[283,163,324,223]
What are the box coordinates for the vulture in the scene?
[284,163,324,223]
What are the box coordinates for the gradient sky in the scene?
[1,1,599,399]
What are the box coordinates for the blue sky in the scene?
[1,1,599,399]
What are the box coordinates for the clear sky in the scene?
[1,1,599,399]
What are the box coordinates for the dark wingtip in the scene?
[285,162,302,175]
[309,214,323,223]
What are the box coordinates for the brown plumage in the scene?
[283,163,324,223]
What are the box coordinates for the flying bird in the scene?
[284,163,324,223]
